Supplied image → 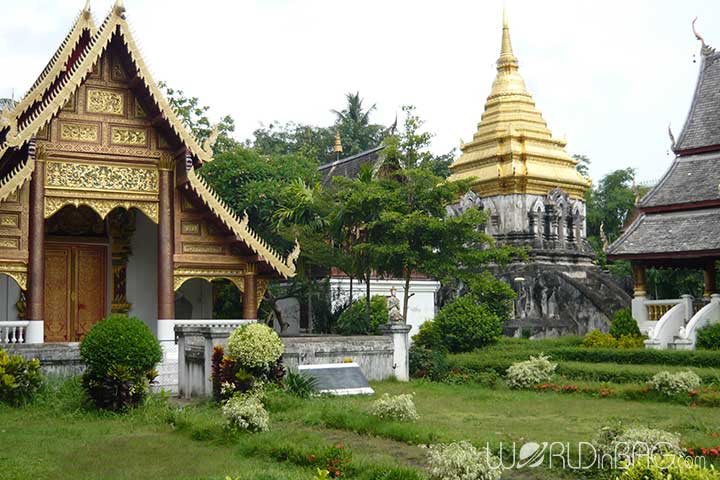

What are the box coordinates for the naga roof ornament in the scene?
[448,9,591,200]
[692,17,715,56]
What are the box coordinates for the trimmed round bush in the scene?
[336,296,388,335]
[226,323,284,370]
[222,394,269,432]
[433,295,502,353]
[609,309,641,339]
[80,314,162,375]
[696,323,720,350]
[650,370,701,396]
[80,315,161,410]
[583,330,618,348]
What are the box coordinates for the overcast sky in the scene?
[1,0,718,184]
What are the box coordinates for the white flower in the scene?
[505,354,556,389]
[427,441,501,480]
[221,394,269,432]
[650,370,701,396]
[226,323,284,369]
[370,393,419,422]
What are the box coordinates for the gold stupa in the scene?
[449,11,591,200]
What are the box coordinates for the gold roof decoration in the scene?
[0,0,213,165]
[185,168,299,279]
[334,130,343,154]
[449,10,591,200]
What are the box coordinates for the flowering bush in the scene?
[226,323,284,370]
[618,454,720,480]
[650,370,702,396]
[617,334,645,349]
[582,330,618,348]
[427,441,501,480]
[222,394,269,432]
[505,354,556,389]
[0,349,42,405]
[596,424,681,459]
[370,393,419,422]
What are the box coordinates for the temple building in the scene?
[0,1,298,352]
[607,23,720,349]
[449,12,630,336]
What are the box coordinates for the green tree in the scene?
[331,92,384,158]
[251,121,335,164]
[573,154,591,178]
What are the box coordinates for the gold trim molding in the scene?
[0,262,28,290]
[173,267,246,292]
[45,161,159,193]
[44,197,158,223]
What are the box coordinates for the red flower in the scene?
[688,448,695,456]
[711,449,719,456]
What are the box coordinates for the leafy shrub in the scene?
[320,443,352,478]
[617,334,645,349]
[370,393,418,422]
[609,309,641,339]
[618,454,719,480]
[596,423,681,458]
[583,330,618,348]
[650,370,701,396]
[433,295,503,353]
[697,323,720,350]
[413,320,443,351]
[79,315,161,411]
[427,441,501,480]
[212,343,285,402]
[505,354,557,389]
[0,349,42,405]
[226,323,284,370]
[466,270,516,324]
[284,371,318,399]
[336,296,388,336]
[222,394,269,432]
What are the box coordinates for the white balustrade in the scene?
[0,321,30,344]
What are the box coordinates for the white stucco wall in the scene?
[0,274,20,321]
[127,212,158,334]
[175,278,213,319]
[329,278,439,338]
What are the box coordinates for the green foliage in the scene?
[618,454,719,480]
[413,320,444,351]
[650,370,702,396]
[332,92,385,159]
[0,349,42,406]
[696,323,720,350]
[222,394,269,432]
[283,371,318,399]
[79,315,161,411]
[465,271,516,323]
[226,323,284,370]
[583,330,619,348]
[336,296,388,335]
[610,309,641,339]
[617,334,646,349]
[433,295,503,353]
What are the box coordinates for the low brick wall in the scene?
[4,343,84,377]
[282,335,395,381]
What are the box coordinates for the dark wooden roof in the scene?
[607,208,720,260]
[639,151,720,208]
[676,51,720,153]
[318,146,384,185]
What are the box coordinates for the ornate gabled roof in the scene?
[0,1,213,164]
[318,145,384,185]
[185,168,299,278]
[675,20,720,153]
[449,10,591,200]
[638,151,720,208]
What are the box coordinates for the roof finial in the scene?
[692,17,715,56]
[498,7,518,69]
[113,0,126,17]
[668,123,676,152]
[334,129,343,160]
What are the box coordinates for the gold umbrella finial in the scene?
[498,7,518,69]
[334,129,343,155]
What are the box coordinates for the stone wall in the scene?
[5,343,84,377]
[282,335,395,381]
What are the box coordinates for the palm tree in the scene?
[331,92,381,156]
[331,92,376,127]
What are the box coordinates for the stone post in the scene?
[682,294,694,323]
[27,142,45,344]
[380,323,411,381]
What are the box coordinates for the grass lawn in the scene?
[2,376,720,480]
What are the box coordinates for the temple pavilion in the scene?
[607,22,720,346]
[448,12,630,337]
[0,1,298,346]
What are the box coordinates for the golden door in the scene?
[44,244,107,342]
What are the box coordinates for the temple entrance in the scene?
[44,243,107,342]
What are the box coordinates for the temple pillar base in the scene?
[25,320,44,344]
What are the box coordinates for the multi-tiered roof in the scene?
[449,12,591,200]
[608,24,720,264]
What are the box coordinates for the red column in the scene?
[28,146,45,323]
[242,265,258,320]
[157,164,174,320]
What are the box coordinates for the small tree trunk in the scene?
[349,275,354,304]
[365,270,372,331]
[403,269,411,323]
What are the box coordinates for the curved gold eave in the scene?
[0,262,28,290]
[174,273,268,309]
[44,197,158,224]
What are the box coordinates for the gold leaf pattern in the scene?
[86,89,123,115]
[111,127,147,146]
[60,123,98,142]
[45,161,158,193]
